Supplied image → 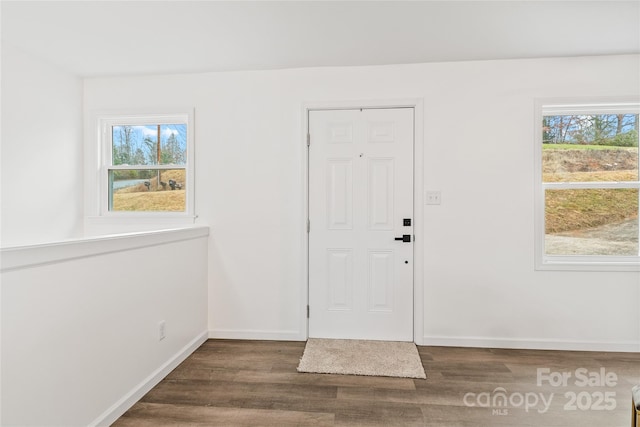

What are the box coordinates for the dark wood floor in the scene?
[114,340,639,426]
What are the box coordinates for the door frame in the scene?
[300,99,425,344]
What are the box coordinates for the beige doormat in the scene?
[297,338,426,379]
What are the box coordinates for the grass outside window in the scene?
[540,109,639,262]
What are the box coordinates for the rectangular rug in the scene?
[297,338,426,379]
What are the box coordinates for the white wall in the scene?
[1,227,209,426]
[83,55,640,351]
[1,43,84,246]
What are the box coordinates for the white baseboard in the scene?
[89,330,208,427]
[422,335,640,353]
[209,329,304,341]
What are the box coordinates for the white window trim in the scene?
[85,109,196,230]
[534,98,640,271]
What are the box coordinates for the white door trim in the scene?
[300,98,425,344]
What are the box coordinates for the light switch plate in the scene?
[426,191,441,205]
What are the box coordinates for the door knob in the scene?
[394,235,411,242]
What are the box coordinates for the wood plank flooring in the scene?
[114,340,640,426]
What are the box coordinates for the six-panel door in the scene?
[308,108,414,341]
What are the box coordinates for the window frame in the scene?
[87,109,195,224]
[534,98,640,271]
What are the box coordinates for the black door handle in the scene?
[394,235,411,242]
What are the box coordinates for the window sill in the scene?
[537,256,640,272]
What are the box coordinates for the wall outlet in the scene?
[425,191,442,205]
[158,320,166,341]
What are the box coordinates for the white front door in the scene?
[308,108,414,341]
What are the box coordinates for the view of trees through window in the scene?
[543,114,638,147]
[542,113,639,256]
[109,124,187,212]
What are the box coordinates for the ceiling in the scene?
[2,1,639,78]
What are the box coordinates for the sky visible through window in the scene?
[112,124,187,166]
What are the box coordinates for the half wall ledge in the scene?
[0,226,210,272]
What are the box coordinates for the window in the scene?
[535,100,639,270]
[90,110,194,219]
